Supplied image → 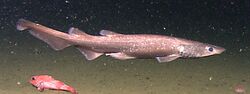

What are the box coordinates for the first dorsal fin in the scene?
[68,27,89,36]
[99,30,124,36]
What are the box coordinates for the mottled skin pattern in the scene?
[17,19,225,62]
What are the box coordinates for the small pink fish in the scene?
[29,75,77,94]
[234,84,246,94]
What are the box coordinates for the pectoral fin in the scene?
[156,54,180,63]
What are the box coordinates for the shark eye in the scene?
[208,47,214,52]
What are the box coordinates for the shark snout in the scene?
[215,46,226,54]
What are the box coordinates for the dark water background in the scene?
[0,0,249,94]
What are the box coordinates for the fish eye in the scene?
[208,47,213,52]
[31,77,35,80]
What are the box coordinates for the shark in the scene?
[16,19,225,63]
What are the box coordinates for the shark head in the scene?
[178,43,225,58]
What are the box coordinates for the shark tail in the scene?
[16,19,72,50]
[16,19,103,60]
[16,19,30,31]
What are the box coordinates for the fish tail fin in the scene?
[67,87,77,94]
[70,90,78,94]
[61,85,77,94]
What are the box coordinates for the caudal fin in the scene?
[60,85,77,94]
[16,19,30,31]
[16,19,72,50]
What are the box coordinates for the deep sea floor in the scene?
[0,36,249,94]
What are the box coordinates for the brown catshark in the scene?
[16,19,225,63]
